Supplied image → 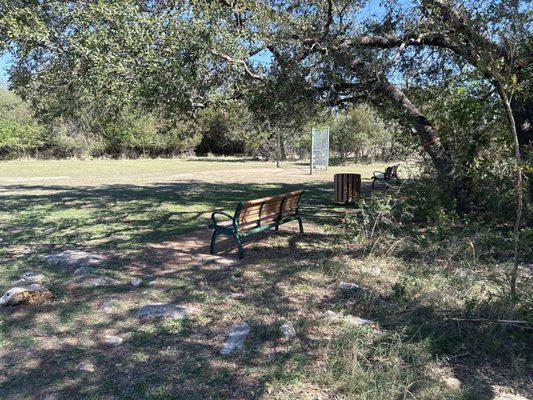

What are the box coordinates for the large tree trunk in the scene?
[373,78,474,209]
[375,81,452,180]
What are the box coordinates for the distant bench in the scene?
[208,190,304,258]
[372,164,400,189]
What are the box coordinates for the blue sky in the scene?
[0,53,12,86]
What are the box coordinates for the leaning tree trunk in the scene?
[373,79,468,203]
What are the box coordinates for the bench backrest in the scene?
[385,164,399,179]
[235,190,304,229]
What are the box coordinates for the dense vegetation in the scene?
[0,87,400,161]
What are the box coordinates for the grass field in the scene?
[0,159,529,400]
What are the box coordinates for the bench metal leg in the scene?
[233,234,244,259]
[210,229,219,255]
[372,178,376,189]
[297,216,304,235]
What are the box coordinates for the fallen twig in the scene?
[445,317,531,329]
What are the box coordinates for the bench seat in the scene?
[208,190,304,258]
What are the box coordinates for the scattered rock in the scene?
[339,282,361,290]
[220,322,250,355]
[100,299,119,313]
[222,291,245,299]
[281,321,296,339]
[103,335,123,346]
[213,257,236,266]
[360,265,381,276]
[19,271,45,283]
[44,250,106,267]
[130,277,143,287]
[323,310,374,326]
[0,284,53,306]
[137,303,192,320]
[76,360,95,372]
[338,282,372,297]
[73,266,97,276]
[444,377,461,390]
[65,276,119,290]
[344,316,374,326]
[323,310,342,319]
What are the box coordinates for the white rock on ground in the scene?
[65,276,119,290]
[76,360,96,372]
[323,310,374,326]
[136,303,192,320]
[220,322,250,355]
[103,335,123,346]
[130,278,143,287]
[222,291,245,299]
[43,250,106,266]
[444,377,461,390]
[18,271,45,283]
[0,284,53,306]
[339,281,361,290]
[281,321,296,339]
[100,299,119,313]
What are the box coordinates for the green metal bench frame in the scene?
[372,164,400,189]
[209,190,304,258]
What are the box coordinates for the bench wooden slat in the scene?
[209,189,304,258]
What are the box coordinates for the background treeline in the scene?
[0,87,401,161]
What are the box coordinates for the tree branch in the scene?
[211,50,264,81]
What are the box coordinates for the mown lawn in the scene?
[0,159,529,400]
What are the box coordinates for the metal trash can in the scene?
[334,173,361,203]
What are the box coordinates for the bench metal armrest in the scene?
[210,211,234,228]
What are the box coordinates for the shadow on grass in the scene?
[0,179,357,252]
[2,178,527,399]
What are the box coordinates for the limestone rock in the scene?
[76,360,95,372]
[65,276,119,290]
[323,310,373,326]
[222,291,245,299]
[220,322,250,355]
[103,335,123,346]
[100,299,119,313]
[444,377,461,390]
[339,282,361,290]
[44,250,106,267]
[137,303,192,320]
[19,271,45,283]
[130,277,143,287]
[0,284,53,306]
[281,321,296,339]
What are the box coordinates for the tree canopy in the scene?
[1,1,531,181]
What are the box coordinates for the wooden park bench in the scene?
[209,190,304,258]
[372,164,400,189]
